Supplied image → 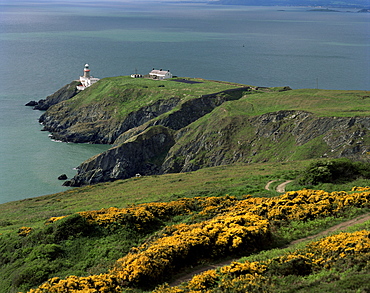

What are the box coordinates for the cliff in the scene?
[35,77,370,187]
[26,81,80,110]
[64,125,175,186]
[162,110,370,173]
[38,77,248,144]
[67,109,369,186]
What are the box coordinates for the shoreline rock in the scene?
[25,100,38,107]
[25,80,80,111]
[58,174,68,180]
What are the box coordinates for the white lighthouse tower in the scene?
[77,64,99,90]
[83,63,90,78]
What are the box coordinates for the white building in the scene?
[77,64,100,90]
[149,68,173,80]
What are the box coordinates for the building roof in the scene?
[150,69,170,76]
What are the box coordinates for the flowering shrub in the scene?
[47,196,239,231]
[243,189,370,222]
[305,230,370,263]
[111,212,270,287]
[27,274,121,293]
[153,230,370,293]
[352,186,370,191]
[30,188,369,292]
[152,261,267,293]
[45,216,68,224]
[18,226,33,237]
[46,189,369,232]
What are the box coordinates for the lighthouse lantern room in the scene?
[77,64,99,90]
[83,63,90,78]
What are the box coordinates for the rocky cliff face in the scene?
[39,96,181,144]
[65,108,370,187]
[37,80,369,187]
[64,126,175,186]
[162,110,370,173]
[39,86,249,144]
[26,81,80,110]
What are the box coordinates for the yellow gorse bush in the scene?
[29,188,370,292]
[18,226,33,236]
[47,196,239,230]
[241,189,370,222]
[111,212,270,286]
[155,230,370,293]
[352,186,370,191]
[306,230,370,262]
[27,274,121,293]
[46,189,369,230]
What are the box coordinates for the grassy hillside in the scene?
[0,159,369,292]
[234,89,370,117]
[162,89,370,173]
[64,76,247,119]
[1,78,369,292]
[0,161,308,235]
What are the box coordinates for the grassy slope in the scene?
[1,80,370,292]
[0,161,309,235]
[0,162,368,292]
[64,76,247,119]
[230,89,370,118]
[165,88,370,169]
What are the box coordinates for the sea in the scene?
[0,1,369,204]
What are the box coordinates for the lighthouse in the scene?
[77,63,99,90]
[83,64,90,78]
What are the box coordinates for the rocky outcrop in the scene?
[64,126,175,187]
[39,87,249,144]
[25,100,38,107]
[36,80,369,187]
[66,109,369,187]
[152,88,249,131]
[40,96,181,144]
[27,81,80,110]
[58,174,68,180]
[161,111,370,173]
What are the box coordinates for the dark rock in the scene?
[38,86,249,144]
[67,125,175,187]
[161,111,370,173]
[40,96,181,144]
[25,101,38,106]
[62,180,72,186]
[37,81,369,187]
[58,174,68,180]
[33,80,80,111]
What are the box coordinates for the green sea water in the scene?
[0,2,369,203]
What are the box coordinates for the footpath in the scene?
[169,183,370,287]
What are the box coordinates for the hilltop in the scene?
[32,76,370,187]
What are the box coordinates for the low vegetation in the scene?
[61,76,247,119]
[0,158,369,292]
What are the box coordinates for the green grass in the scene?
[240,89,370,117]
[64,76,248,120]
[287,178,370,193]
[237,217,370,293]
[0,158,369,292]
[2,79,370,292]
[0,160,312,235]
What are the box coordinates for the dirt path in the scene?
[265,180,277,191]
[289,212,370,246]
[265,180,292,193]
[276,180,293,193]
[168,212,370,287]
